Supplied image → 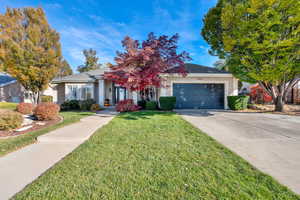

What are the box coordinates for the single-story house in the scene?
[0,72,57,103]
[52,63,239,109]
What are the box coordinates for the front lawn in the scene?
[13,111,299,199]
[0,102,17,110]
[0,111,93,156]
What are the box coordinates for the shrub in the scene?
[116,99,140,112]
[145,101,157,110]
[250,84,272,104]
[137,100,147,109]
[16,103,34,114]
[159,96,176,110]
[90,104,101,112]
[0,109,23,130]
[41,95,53,103]
[34,103,60,121]
[227,96,250,110]
[60,100,80,111]
[79,99,96,111]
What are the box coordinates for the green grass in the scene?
[13,111,299,200]
[0,111,93,156]
[0,102,17,110]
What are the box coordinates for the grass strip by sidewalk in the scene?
[0,111,93,156]
[13,111,299,200]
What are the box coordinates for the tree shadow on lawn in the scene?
[119,110,175,120]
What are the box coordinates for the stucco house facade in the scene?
[0,72,58,103]
[0,72,26,103]
[52,64,239,109]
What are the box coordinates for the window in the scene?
[81,86,93,100]
[68,85,78,100]
[67,84,93,100]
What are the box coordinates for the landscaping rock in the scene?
[16,125,33,132]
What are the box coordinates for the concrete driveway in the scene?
[177,110,300,194]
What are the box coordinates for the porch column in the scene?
[98,79,105,106]
[132,91,138,104]
[233,77,239,96]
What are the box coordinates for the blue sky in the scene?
[0,0,218,71]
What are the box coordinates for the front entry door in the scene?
[114,86,127,104]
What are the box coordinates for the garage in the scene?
[173,83,225,109]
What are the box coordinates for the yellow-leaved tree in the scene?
[0,7,62,103]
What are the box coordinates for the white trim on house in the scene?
[98,79,105,106]
[161,73,234,78]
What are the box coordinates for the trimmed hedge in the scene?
[34,103,60,121]
[0,109,23,130]
[79,99,96,111]
[60,99,96,111]
[227,95,249,110]
[116,99,140,112]
[145,101,157,110]
[60,100,80,111]
[159,96,176,110]
[137,100,147,109]
[16,103,34,114]
[41,95,53,103]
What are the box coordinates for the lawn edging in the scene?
[0,111,93,157]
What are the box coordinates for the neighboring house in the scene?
[0,72,58,103]
[52,63,239,109]
[0,72,24,103]
[286,81,300,104]
[239,82,300,104]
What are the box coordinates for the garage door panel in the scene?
[173,83,224,109]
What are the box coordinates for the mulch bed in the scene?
[234,104,300,116]
[0,116,62,138]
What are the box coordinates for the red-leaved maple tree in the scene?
[104,33,191,91]
[250,84,273,104]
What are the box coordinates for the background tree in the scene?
[105,33,191,93]
[77,48,101,73]
[0,7,62,103]
[202,0,300,111]
[57,59,73,77]
[213,59,226,70]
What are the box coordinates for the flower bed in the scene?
[0,115,62,138]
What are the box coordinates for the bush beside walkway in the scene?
[0,111,93,156]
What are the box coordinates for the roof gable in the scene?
[0,73,16,86]
[165,63,230,74]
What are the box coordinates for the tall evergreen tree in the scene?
[77,48,101,73]
[0,7,62,103]
[202,0,300,111]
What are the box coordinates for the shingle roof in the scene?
[165,63,230,74]
[52,68,109,83]
[52,64,230,84]
[0,73,16,86]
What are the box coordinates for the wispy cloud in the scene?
[55,0,218,68]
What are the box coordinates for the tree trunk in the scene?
[37,91,41,104]
[274,95,285,112]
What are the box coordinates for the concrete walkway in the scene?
[0,111,115,200]
[177,109,300,195]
